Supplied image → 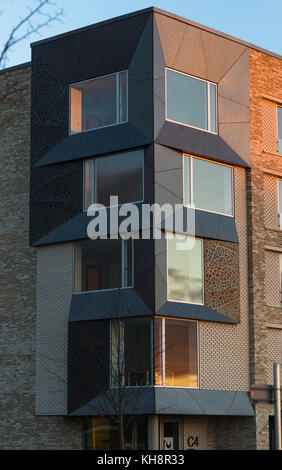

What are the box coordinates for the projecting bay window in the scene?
[84,149,144,209]
[111,318,153,387]
[70,70,127,133]
[155,318,198,388]
[167,234,203,304]
[184,155,233,216]
[74,238,132,292]
[166,68,217,133]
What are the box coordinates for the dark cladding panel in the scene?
[32,12,151,84]
[68,320,110,415]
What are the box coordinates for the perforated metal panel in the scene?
[262,100,278,154]
[200,167,249,391]
[266,328,282,384]
[36,243,73,415]
[264,174,279,229]
[265,250,280,307]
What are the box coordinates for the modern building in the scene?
[0,7,281,450]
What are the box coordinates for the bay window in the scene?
[166,68,217,133]
[167,234,203,304]
[70,70,127,134]
[111,318,153,387]
[155,318,198,388]
[84,149,144,209]
[74,238,132,292]
[184,155,233,216]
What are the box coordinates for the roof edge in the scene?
[30,6,281,60]
[0,61,31,75]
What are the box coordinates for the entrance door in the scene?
[160,419,182,450]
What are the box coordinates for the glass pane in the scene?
[84,160,92,209]
[209,83,217,132]
[123,239,132,288]
[165,319,198,387]
[167,236,203,304]
[279,180,282,230]
[193,157,233,215]
[88,417,119,450]
[124,318,153,386]
[167,69,208,130]
[278,106,282,154]
[111,321,120,387]
[119,71,127,123]
[70,74,116,132]
[75,239,122,291]
[163,422,179,450]
[183,155,191,206]
[94,149,143,207]
[154,318,163,385]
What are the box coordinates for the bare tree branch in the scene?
[0,0,64,69]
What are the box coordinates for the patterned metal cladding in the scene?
[36,243,73,415]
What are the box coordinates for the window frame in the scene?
[69,70,128,135]
[183,154,234,217]
[83,149,145,211]
[166,232,204,306]
[73,238,134,294]
[155,317,199,389]
[165,67,217,134]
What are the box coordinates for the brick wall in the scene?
[248,48,282,449]
[0,65,82,449]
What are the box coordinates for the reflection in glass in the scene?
[74,239,132,292]
[111,318,153,387]
[84,149,143,209]
[192,157,233,215]
[167,69,208,130]
[165,319,198,387]
[154,318,163,385]
[70,71,127,133]
[167,235,203,304]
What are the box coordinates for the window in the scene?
[84,416,147,450]
[279,179,282,230]
[84,149,144,209]
[155,318,198,388]
[111,318,153,387]
[184,155,233,216]
[74,238,132,292]
[278,106,282,154]
[167,234,203,304]
[166,69,217,133]
[70,70,127,133]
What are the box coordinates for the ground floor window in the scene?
[83,416,147,450]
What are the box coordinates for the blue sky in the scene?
[1,0,281,68]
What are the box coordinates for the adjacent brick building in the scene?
[0,7,281,450]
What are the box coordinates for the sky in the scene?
[0,0,282,68]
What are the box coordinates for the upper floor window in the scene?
[166,69,217,133]
[155,318,198,388]
[70,70,128,134]
[167,234,203,305]
[74,238,132,293]
[184,155,233,216]
[84,149,144,209]
[111,318,153,387]
[278,106,282,154]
